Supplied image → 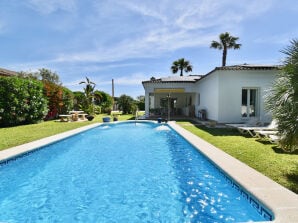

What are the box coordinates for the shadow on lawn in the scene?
[255,138,275,145]
[177,119,242,137]
[272,146,298,155]
[286,172,298,194]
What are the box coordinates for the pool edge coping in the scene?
[0,123,101,162]
[168,121,298,223]
[1,120,297,223]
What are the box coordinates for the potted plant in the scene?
[113,115,118,121]
[86,114,94,121]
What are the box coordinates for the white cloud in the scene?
[41,0,275,64]
[254,33,297,45]
[4,0,280,74]
[26,0,77,14]
[117,1,167,24]
[2,0,290,98]
[114,73,148,86]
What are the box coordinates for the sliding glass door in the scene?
[241,88,258,118]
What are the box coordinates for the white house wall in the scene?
[143,68,278,123]
[196,73,219,121]
[216,70,278,123]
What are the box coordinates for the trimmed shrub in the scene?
[0,77,48,126]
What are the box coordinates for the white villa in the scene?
[142,64,280,123]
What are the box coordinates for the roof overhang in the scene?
[154,88,185,93]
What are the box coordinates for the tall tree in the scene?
[210,32,241,66]
[79,77,96,114]
[39,68,60,84]
[171,58,193,76]
[265,39,298,152]
[136,95,145,110]
[17,71,39,79]
[94,90,112,113]
[118,94,134,114]
[79,77,95,103]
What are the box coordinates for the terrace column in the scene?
[145,91,150,118]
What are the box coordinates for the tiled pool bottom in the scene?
[0,121,297,222]
[217,166,273,221]
[169,122,298,223]
[0,151,272,221]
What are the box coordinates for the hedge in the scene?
[0,77,48,126]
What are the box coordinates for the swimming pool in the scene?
[0,121,272,222]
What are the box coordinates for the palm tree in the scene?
[79,77,96,114]
[210,32,241,66]
[171,58,193,76]
[265,39,298,152]
[79,77,95,103]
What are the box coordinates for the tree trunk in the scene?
[222,48,227,66]
[180,69,183,76]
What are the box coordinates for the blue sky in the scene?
[0,0,297,98]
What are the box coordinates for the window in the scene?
[241,88,258,118]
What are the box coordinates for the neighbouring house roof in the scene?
[142,75,203,84]
[0,67,18,77]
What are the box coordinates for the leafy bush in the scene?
[94,90,113,112]
[93,105,102,114]
[136,95,145,110]
[43,81,73,120]
[73,91,88,111]
[0,77,48,126]
[118,94,134,114]
[60,87,74,114]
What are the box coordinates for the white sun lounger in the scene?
[254,130,278,138]
[237,120,278,137]
[268,134,280,144]
[226,117,263,128]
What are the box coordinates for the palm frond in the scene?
[171,58,193,76]
[210,41,222,49]
[265,39,298,152]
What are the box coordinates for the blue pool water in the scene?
[0,122,270,222]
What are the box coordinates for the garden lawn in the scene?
[0,114,134,151]
[177,121,298,194]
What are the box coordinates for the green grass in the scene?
[0,118,297,194]
[0,114,134,151]
[176,121,298,194]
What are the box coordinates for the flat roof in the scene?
[142,75,203,84]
